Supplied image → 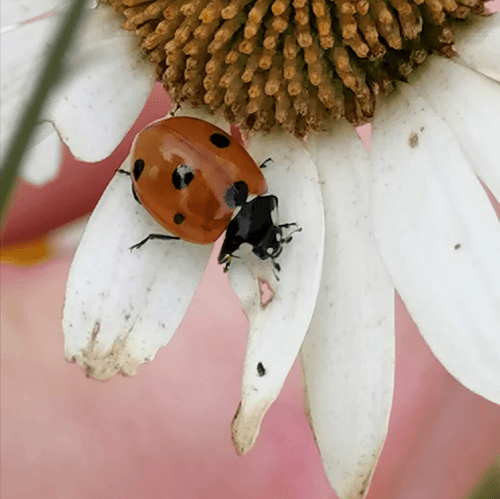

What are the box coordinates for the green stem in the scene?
[0,0,89,219]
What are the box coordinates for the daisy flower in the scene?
[2,1,499,498]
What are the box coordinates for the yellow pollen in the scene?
[108,0,487,136]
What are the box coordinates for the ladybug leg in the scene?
[115,169,142,204]
[266,258,281,281]
[278,222,299,229]
[259,158,274,169]
[272,259,281,273]
[169,103,181,117]
[129,234,180,251]
[220,254,240,273]
[279,223,302,244]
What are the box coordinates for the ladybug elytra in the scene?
[120,116,299,271]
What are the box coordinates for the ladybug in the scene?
[119,116,299,271]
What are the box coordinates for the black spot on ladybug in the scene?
[225,181,249,208]
[257,362,266,376]
[133,158,145,180]
[172,164,194,190]
[173,213,185,224]
[210,132,231,148]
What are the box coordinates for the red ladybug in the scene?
[121,116,299,271]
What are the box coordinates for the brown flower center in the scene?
[109,0,486,136]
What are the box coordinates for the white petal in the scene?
[228,131,325,454]
[371,83,500,404]
[45,3,156,162]
[302,122,395,499]
[20,122,62,184]
[454,14,500,82]
[63,154,212,380]
[1,16,59,155]
[410,56,500,202]
[1,0,67,27]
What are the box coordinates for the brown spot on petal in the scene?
[231,402,245,455]
[74,321,142,380]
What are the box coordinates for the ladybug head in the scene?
[224,181,249,208]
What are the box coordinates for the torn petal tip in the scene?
[230,400,269,455]
[230,402,249,455]
[230,404,258,455]
[231,434,247,456]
